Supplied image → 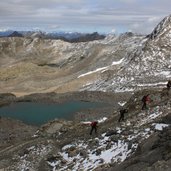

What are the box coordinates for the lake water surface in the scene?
[0,101,106,125]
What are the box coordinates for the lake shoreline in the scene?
[0,91,132,126]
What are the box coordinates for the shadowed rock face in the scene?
[8,31,23,37]
[147,14,171,40]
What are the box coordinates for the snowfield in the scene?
[46,105,169,171]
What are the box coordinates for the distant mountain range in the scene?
[0,30,105,42]
[8,31,23,37]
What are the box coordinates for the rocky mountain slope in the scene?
[0,14,171,171]
[85,14,171,92]
[0,15,171,96]
[0,89,170,171]
[0,32,143,95]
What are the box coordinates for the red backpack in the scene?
[91,121,98,126]
[142,95,150,102]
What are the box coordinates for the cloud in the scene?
[0,27,10,31]
[119,0,139,4]
[111,29,116,33]
[49,24,61,29]
[0,0,171,33]
[147,16,161,23]
[127,15,164,34]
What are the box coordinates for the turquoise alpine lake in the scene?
[0,101,108,125]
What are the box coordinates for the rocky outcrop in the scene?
[147,14,171,40]
[106,120,171,171]
[0,93,16,106]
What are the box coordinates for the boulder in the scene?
[105,130,118,137]
[79,149,87,158]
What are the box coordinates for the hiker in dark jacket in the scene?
[142,94,151,110]
[167,80,171,90]
[90,121,98,135]
[166,80,171,96]
[118,109,128,122]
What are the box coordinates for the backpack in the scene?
[120,109,128,114]
[91,121,97,127]
[142,96,145,102]
[167,81,171,88]
[142,95,148,102]
[142,95,150,102]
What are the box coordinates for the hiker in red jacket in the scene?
[142,94,151,110]
[90,121,98,135]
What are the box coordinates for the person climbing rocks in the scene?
[166,80,171,96]
[90,121,98,135]
[118,109,128,122]
[167,80,171,90]
[142,94,151,110]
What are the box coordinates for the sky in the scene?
[0,0,171,34]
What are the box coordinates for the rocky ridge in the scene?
[81,15,171,92]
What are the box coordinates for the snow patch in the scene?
[135,82,167,87]
[78,58,125,78]
[137,106,163,126]
[56,137,137,171]
[98,117,108,123]
[78,66,108,78]
[154,123,169,131]
[112,58,124,65]
[81,117,108,125]
[115,88,135,93]
[118,101,127,106]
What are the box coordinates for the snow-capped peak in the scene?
[148,14,171,40]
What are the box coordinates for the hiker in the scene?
[166,80,171,96]
[167,80,171,90]
[142,94,151,110]
[90,121,98,135]
[118,109,128,122]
